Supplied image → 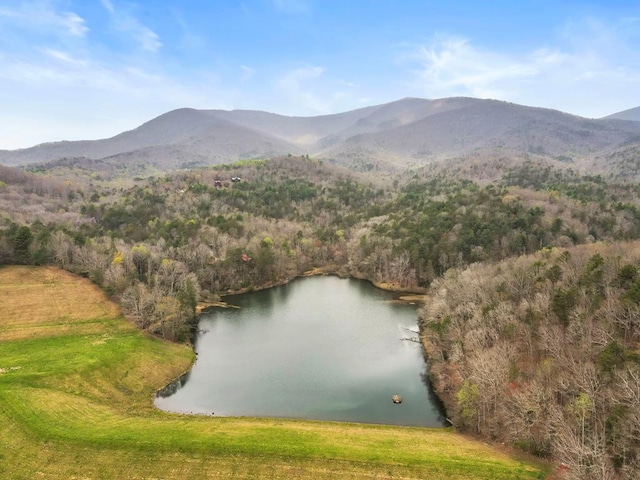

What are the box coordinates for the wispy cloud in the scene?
[41,48,88,66]
[0,47,233,148]
[171,7,206,53]
[270,65,363,116]
[2,3,638,149]
[275,65,328,113]
[0,2,88,37]
[100,0,115,14]
[405,17,640,117]
[407,35,548,99]
[100,0,162,52]
[240,65,255,82]
[0,1,228,148]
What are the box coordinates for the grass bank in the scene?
[0,266,549,479]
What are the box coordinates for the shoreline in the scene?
[198,266,428,310]
[0,265,551,479]
[189,268,440,418]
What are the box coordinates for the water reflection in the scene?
[156,276,447,427]
[156,371,191,398]
[421,371,449,425]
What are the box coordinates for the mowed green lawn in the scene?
[0,266,549,479]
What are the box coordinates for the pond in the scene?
[155,276,446,427]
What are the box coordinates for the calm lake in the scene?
[155,276,446,427]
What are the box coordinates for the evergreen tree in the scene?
[13,226,33,264]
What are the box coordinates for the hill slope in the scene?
[0,266,548,479]
[603,106,640,122]
[2,97,640,173]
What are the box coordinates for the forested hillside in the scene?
[421,243,640,479]
[2,153,640,477]
[3,156,640,335]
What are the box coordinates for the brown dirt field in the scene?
[0,265,126,341]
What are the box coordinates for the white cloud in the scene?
[0,56,235,148]
[281,65,324,83]
[0,1,240,149]
[269,65,364,116]
[100,0,115,14]
[406,18,640,118]
[408,35,540,99]
[42,48,88,66]
[240,65,255,82]
[171,8,206,53]
[0,2,88,37]
[100,0,162,52]
[64,11,88,36]
[276,66,329,113]
[134,26,162,52]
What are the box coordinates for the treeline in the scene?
[4,156,640,343]
[4,154,640,472]
[356,166,640,286]
[0,157,385,339]
[420,242,640,479]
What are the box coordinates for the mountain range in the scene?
[604,106,640,122]
[1,97,639,173]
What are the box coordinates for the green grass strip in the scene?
[0,266,549,479]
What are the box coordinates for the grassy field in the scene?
[0,266,549,479]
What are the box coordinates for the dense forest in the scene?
[2,154,640,478]
[421,243,640,479]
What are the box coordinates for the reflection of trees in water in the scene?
[352,277,387,300]
[223,277,298,316]
[420,370,449,426]
[271,279,292,305]
[156,371,191,398]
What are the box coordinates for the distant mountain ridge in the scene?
[2,97,640,172]
[603,106,640,122]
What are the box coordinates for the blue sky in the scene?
[1,0,639,149]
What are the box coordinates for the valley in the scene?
[2,96,640,479]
